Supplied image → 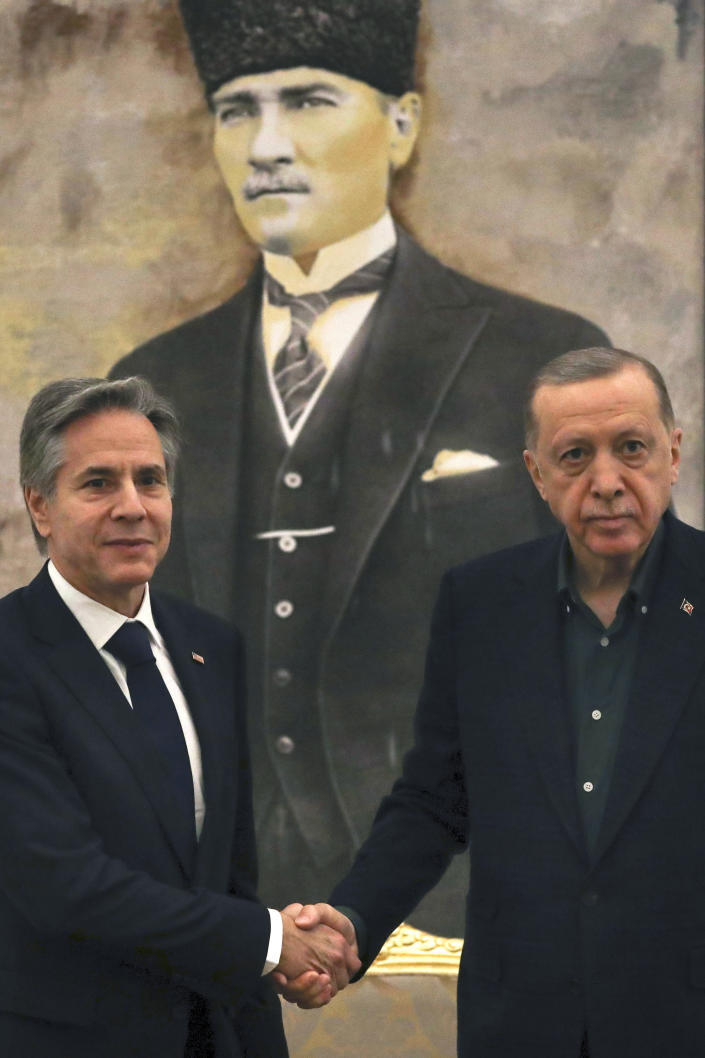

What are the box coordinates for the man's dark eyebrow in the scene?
[212,89,255,110]
[212,83,343,109]
[137,464,167,475]
[279,83,344,103]
[77,464,166,478]
[77,465,116,478]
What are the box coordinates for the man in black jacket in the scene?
[0,376,358,1057]
[286,348,702,1058]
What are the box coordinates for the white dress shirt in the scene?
[262,209,397,445]
[47,562,282,973]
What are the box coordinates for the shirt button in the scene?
[275,735,295,755]
[284,471,302,489]
[273,668,292,687]
[279,535,297,553]
[274,600,294,619]
[583,781,594,793]
[600,636,609,647]
[641,605,648,615]
[592,709,602,721]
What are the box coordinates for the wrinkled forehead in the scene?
[60,410,166,463]
[532,367,665,439]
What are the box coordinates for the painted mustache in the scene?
[244,173,310,200]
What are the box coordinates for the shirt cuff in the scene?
[262,908,283,975]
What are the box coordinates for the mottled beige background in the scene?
[0,0,702,592]
[0,1,702,1053]
[281,975,457,1057]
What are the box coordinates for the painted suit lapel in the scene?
[594,515,705,863]
[25,567,197,879]
[319,230,493,645]
[177,269,261,618]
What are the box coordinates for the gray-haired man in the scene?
[0,377,357,1058]
[286,348,702,1058]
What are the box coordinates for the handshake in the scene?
[272,902,361,1009]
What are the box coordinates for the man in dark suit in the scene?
[283,346,704,1056]
[110,0,608,936]
[0,376,358,1057]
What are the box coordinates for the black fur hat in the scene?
[178,0,421,97]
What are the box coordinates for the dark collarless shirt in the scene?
[559,521,664,857]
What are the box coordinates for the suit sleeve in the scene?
[330,570,468,968]
[0,647,270,1010]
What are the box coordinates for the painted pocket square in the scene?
[421,449,500,482]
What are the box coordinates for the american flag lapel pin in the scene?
[680,598,695,616]
[191,651,205,664]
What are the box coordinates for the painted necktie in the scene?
[266,247,395,428]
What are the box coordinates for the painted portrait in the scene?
[0,0,702,953]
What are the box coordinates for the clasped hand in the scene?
[271,902,360,1008]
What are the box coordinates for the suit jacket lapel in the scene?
[594,515,705,863]
[320,230,492,643]
[177,269,261,618]
[503,538,587,861]
[150,597,226,878]
[25,568,197,878]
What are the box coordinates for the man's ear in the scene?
[388,92,422,170]
[670,427,683,484]
[24,486,52,541]
[523,450,547,500]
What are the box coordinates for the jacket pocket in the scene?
[419,463,508,510]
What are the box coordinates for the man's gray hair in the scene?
[524,347,675,449]
[20,376,180,553]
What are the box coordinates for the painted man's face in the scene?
[211,66,420,261]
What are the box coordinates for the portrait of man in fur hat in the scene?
[111,0,608,939]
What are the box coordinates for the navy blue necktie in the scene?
[105,621,196,864]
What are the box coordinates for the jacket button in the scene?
[274,600,294,618]
[276,735,295,755]
[284,472,302,489]
[581,890,599,907]
[279,535,297,553]
[273,668,292,687]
